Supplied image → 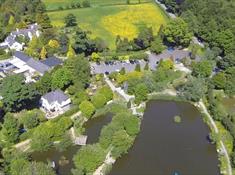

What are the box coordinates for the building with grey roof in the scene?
[0,23,40,51]
[41,90,71,118]
[40,56,63,68]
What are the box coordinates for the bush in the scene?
[135,64,141,72]
[73,90,89,105]
[111,130,133,158]
[91,93,107,109]
[129,53,148,60]
[97,86,113,102]
[79,100,95,118]
[174,115,181,123]
[134,83,148,104]
[73,144,106,174]
[124,116,140,136]
[82,0,90,7]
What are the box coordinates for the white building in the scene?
[0,23,40,51]
[41,90,71,117]
[9,51,62,82]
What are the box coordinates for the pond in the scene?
[110,100,220,175]
[31,113,113,175]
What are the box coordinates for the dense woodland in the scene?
[161,0,235,58]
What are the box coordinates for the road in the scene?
[91,49,191,74]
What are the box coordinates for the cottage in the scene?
[41,90,71,116]
[0,23,40,51]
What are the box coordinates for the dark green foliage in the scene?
[134,64,141,72]
[120,67,126,75]
[91,93,107,109]
[211,72,226,89]
[144,63,149,70]
[79,100,95,118]
[97,86,113,102]
[224,67,235,96]
[192,60,213,78]
[150,37,166,54]
[132,27,154,50]
[10,158,55,175]
[73,89,89,105]
[72,27,98,55]
[65,55,91,88]
[134,83,148,104]
[111,130,132,158]
[0,113,19,145]
[116,37,131,52]
[218,54,235,70]
[51,67,72,90]
[31,117,72,152]
[82,0,91,7]
[36,72,52,95]
[178,77,207,102]
[163,18,192,47]
[58,33,69,55]
[99,112,140,150]
[99,122,123,149]
[123,116,140,136]
[64,13,77,27]
[21,112,39,129]
[0,74,39,112]
[72,144,106,174]
[36,13,52,29]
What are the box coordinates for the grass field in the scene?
[43,0,151,11]
[48,2,168,49]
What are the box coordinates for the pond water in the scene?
[110,100,220,175]
[222,98,235,113]
[31,113,113,175]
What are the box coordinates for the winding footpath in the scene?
[196,100,232,175]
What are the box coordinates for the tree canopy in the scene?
[0,74,39,112]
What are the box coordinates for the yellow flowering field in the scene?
[102,4,168,40]
[48,3,168,49]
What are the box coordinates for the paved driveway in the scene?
[90,49,192,74]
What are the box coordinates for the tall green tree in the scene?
[192,60,213,78]
[178,77,207,102]
[64,13,77,27]
[65,55,91,87]
[0,75,39,112]
[51,67,72,90]
[163,18,192,47]
[0,113,19,145]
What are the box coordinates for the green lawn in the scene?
[43,0,151,11]
[48,2,169,49]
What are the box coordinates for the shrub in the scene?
[91,93,107,109]
[111,130,133,158]
[73,144,106,174]
[79,100,95,118]
[82,0,90,7]
[97,86,113,102]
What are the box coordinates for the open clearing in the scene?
[43,0,151,11]
[48,3,168,48]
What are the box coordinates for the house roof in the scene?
[14,51,50,74]
[14,51,31,62]
[40,56,63,68]
[26,58,50,74]
[42,90,70,104]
